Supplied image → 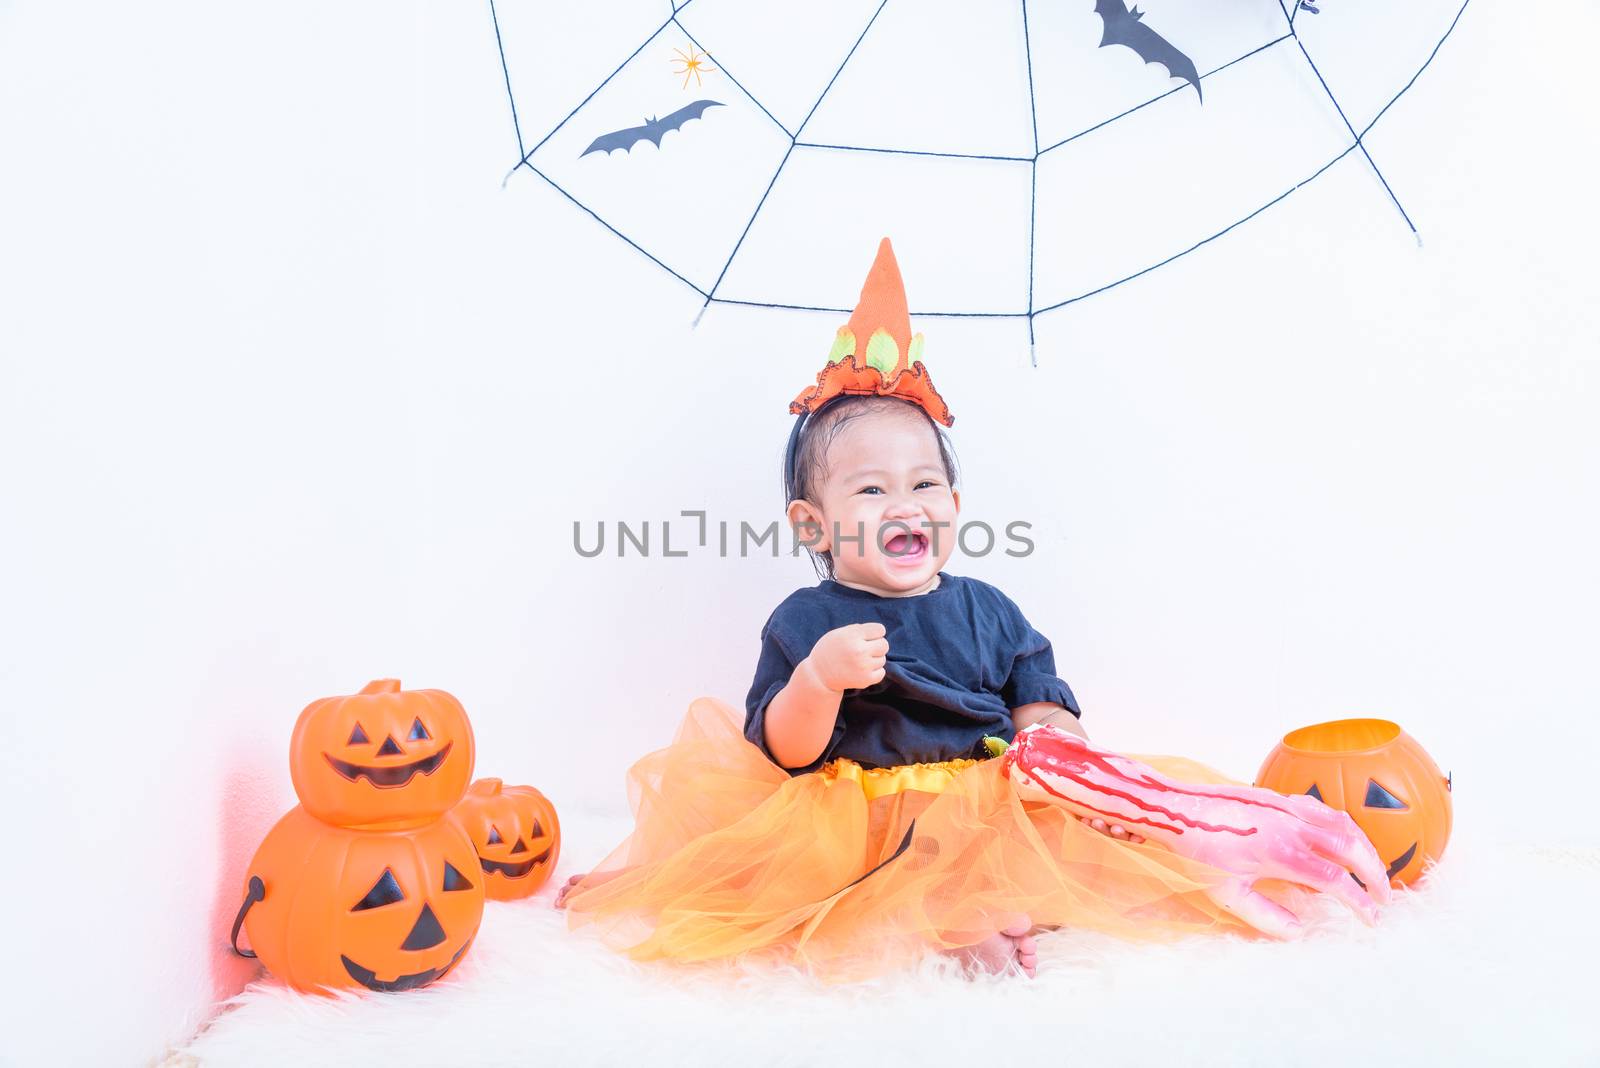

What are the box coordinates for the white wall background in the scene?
[2,1,1596,1064]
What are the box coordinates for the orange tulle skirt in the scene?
[563,698,1264,979]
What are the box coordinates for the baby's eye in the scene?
[915,480,939,490]
[858,486,883,495]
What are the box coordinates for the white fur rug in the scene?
[175,813,1597,1067]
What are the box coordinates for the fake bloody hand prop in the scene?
[1002,724,1392,938]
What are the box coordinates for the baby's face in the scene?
[793,404,961,597]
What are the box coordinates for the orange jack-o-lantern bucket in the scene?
[1256,718,1452,888]
[290,679,475,827]
[451,778,562,900]
[231,807,486,993]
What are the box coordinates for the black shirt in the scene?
[743,572,1080,773]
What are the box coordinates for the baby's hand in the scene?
[805,622,888,692]
[1080,816,1144,844]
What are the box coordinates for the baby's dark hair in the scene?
[783,395,960,580]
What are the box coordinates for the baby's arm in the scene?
[763,622,888,769]
[1010,703,1143,841]
[1011,702,1086,738]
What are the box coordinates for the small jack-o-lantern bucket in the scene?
[451,778,562,900]
[1256,718,1451,888]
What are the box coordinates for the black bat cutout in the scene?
[1094,1,1202,102]
[581,99,725,157]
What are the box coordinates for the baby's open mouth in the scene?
[884,530,929,561]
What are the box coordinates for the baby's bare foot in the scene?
[554,868,626,909]
[553,873,586,910]
[945,918,1037,978]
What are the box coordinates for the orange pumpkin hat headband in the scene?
[784,238,953,495]
[790,237,953,427]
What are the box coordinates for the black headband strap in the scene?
[783,409,809,504]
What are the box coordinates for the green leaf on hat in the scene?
[826,327,855,366]
[907,333,926,365]
[864,328,900,375]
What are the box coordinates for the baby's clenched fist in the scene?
[804,622,888,693]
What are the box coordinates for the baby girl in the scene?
[748,390,1133,975]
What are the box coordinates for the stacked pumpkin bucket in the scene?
[230,680,561,993]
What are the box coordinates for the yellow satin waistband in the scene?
[818,756,981,802]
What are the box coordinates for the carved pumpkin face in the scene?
[242,807,485,993]
[452,778,562,900]
[290,679,475,827]
[1256,718,1452,887]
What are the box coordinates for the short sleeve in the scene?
[743,615,804,758]
[999,612,1081,718]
